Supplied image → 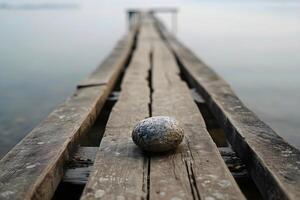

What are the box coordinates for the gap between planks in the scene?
[149,26,244,200]
[81,15,245,200]
[80,15,154,200]
[0,20,138,200]
[153,15,300,200]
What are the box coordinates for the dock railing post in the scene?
[150,8,178,35]
[127,8,178,34]
[127,9,140,31]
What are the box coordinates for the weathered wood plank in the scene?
[0,86,107,200]
[0,28,137,200]
[80,18,153,200]
[150,34,245,199]
[155,17,300,199]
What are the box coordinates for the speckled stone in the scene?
[132,116,184,152]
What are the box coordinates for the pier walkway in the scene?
[0,12,299,200]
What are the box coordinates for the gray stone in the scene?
[132,116,184,152]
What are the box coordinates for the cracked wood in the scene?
[80,17,154,200]
[0,24,137,200]
[150,24,245,200]
[154,16,300,200]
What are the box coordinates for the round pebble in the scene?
[132,116,184,152]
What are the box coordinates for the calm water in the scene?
[0,1,299,157]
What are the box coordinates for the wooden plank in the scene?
[0,28,137,200]
[80,18,154,200]
[0,86,106,200]
[154,17,300,199]
[150,33,245,199]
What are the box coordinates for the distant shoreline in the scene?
[0,3,80,10]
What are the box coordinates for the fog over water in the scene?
[0,0,299,157]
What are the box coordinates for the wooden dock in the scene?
[0,11,300,200]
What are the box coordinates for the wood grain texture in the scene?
[154,17,300,200]
[80,18,154,200]
[150,35,245,199]
[0,86,107,200]
[0,27,137,200]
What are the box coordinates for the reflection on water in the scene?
[0,0,299,157]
